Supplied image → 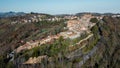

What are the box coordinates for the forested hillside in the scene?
[82,16,120,68]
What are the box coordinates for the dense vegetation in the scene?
[82,16,120,68]
[90,18,98,23]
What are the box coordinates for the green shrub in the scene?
[90,18,98,23]
[6,62,14,68]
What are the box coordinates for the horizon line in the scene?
[0,11,120,15]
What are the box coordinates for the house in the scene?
[23,55,47,64]
[67,20,80,31]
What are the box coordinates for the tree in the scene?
[90,18,98,23]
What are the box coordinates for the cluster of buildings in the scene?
[64,15,79,20]
[10,14,63,24]
[112,14,120,17]
[13,14,103,54]
[15,35,60,53]
[60,14,98,39]
[6,12,120,25]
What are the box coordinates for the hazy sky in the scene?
[0,0,120,14]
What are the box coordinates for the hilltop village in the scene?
[10,14,100,53]
[6,13,103,64]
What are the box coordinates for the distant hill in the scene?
[76,12,120,16]
[0,11,26,18]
